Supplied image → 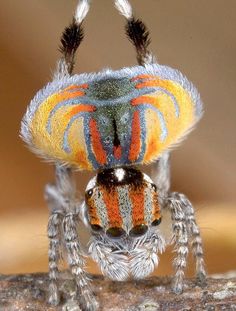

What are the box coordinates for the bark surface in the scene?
[0,273,236,310]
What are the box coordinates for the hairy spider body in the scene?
[20,1,206,310]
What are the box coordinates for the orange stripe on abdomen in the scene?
[102,188,123,228]
[129,186,145,226]
[129,110,141,161]
[67,104,95,118]
[89,118,107,165]
[131,74,156,81]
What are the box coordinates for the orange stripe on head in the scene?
[102,188,123,228]
[129,110,141,162]
[129,186,145,226]
[86,198,101,226]
[89,118,107,165]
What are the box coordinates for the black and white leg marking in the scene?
[180,194,206,285]
[63,213,99,311]
[45,165,98,310]
[45,182,64,306]
[166,192,206,293]
[47,212,62,305]
[166,193,189,294]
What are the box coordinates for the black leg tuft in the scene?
[59,18,84,74]
[125,17,151,65]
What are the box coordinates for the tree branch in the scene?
[1,273,236,310]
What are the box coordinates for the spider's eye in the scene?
[129,224,148,237]
[151,217,162,226]
[86,189,94,198]
[91,224,103,232]
[106,227,126,239]
[151,183,157,191]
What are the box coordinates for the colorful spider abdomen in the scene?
[21,64,203,170]
[85,167,162,238]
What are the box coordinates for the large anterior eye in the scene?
[91,224,103,232]
[106,227,126,238]
[129,224,148,237]
[151,217,162,226]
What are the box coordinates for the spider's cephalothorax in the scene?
[85,167,161,237]
[20,1,206,310]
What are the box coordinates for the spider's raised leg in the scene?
[115,0,155,66]
[54,0,89,78]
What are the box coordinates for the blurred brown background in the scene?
[0,0,235,276]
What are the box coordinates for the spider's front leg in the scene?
[63,212,98,311]
[46,210,62,305]
[151,153,206,293]
[45,165,98,311]
[165,192,206,293]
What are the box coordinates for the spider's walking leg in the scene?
[45,166,76,305]
[166,193,189,293]
[63,213,98,311]
[47,211,62,305]
[180,194,206,285]
[46,166,98,310]
[166,192,206,293]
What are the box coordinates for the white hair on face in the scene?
[114,0,133,19]
[75,0,91,24]
[143,173,154,184]
[86,175,97,191]
[115,168,125,181]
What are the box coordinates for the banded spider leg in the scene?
[151,152,206,293]
[45,166,98,311]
